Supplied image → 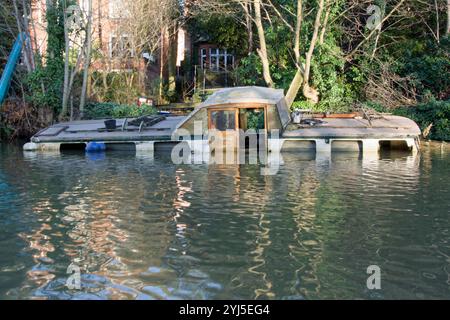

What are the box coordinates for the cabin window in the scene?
[239,108,265,131]
[210,110,236,131]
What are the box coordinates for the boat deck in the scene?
[30,115,420,143]
[283,115,420,139]
[31,116,186,143]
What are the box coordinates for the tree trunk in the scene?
[60,3,86,121]
[319,1,330,45]
[243,2,254,54]
[303,0,324,88]
[447,0,450,34]
[79,0,93,119]
[301,0,324,104]
[294,0,302,64]
[60,14,71,121]
[285,0,323,107]
[285,68,304,108]
[435,0,440,43]
[12,0,32,73]
[254,0,274,87]
[21,0,35,70]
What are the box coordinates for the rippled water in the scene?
[0,142,449,299]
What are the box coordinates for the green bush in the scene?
[393,99,450,141]
[246,110,265,130]
[83,102,158,119]
[234,53,265,87]
[90,71,141,105]
[291,100,315,111]
[309,40,355,112]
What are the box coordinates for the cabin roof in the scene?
[202,86,285,106]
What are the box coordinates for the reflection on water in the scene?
[0,142,449,299]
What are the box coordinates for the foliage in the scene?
[309,40,354,112]
[90,71,142,105]
[246,109,265,130]
[0,99,50,140]
[25,61,63,111]
[291,100,315,111]
[394,38,450,101]
[25,0,66,112]
[0,2,17,76]
[83,102,158,119]
[188,10,248,56]
[393,99,450,141]
[233,53,264,86]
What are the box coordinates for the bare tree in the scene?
[79,0,93,118]
[446,0,450,34]
[190,0,327,106]
[254,0,274,87]
[116,0,179,58]
[104,0,180,102]
[241,1,254,54]
[60,2,89,121]
[286,0,324,106]
[250,0,325,106]
[11,0,34,73]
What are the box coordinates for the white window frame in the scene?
[209,48,234,71]
[200,48,207,69]
[209,48,219,71]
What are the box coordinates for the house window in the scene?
[209,48,234,71]
[200,48,207,69]
[110,35,134,58]
[210,48,219,71]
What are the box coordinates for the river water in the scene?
[0,142,449,299]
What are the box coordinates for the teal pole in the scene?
[0,32,26,105]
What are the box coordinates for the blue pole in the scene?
[0,32,26,105]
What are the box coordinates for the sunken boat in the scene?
[23,86,421,155]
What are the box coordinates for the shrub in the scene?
[90,71,142,105]
[83,102,158,119]
[393,99,450,141]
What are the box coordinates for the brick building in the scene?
[29,0,236,101]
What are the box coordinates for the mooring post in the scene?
[362,139,380,153]
[315,139,331,154]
